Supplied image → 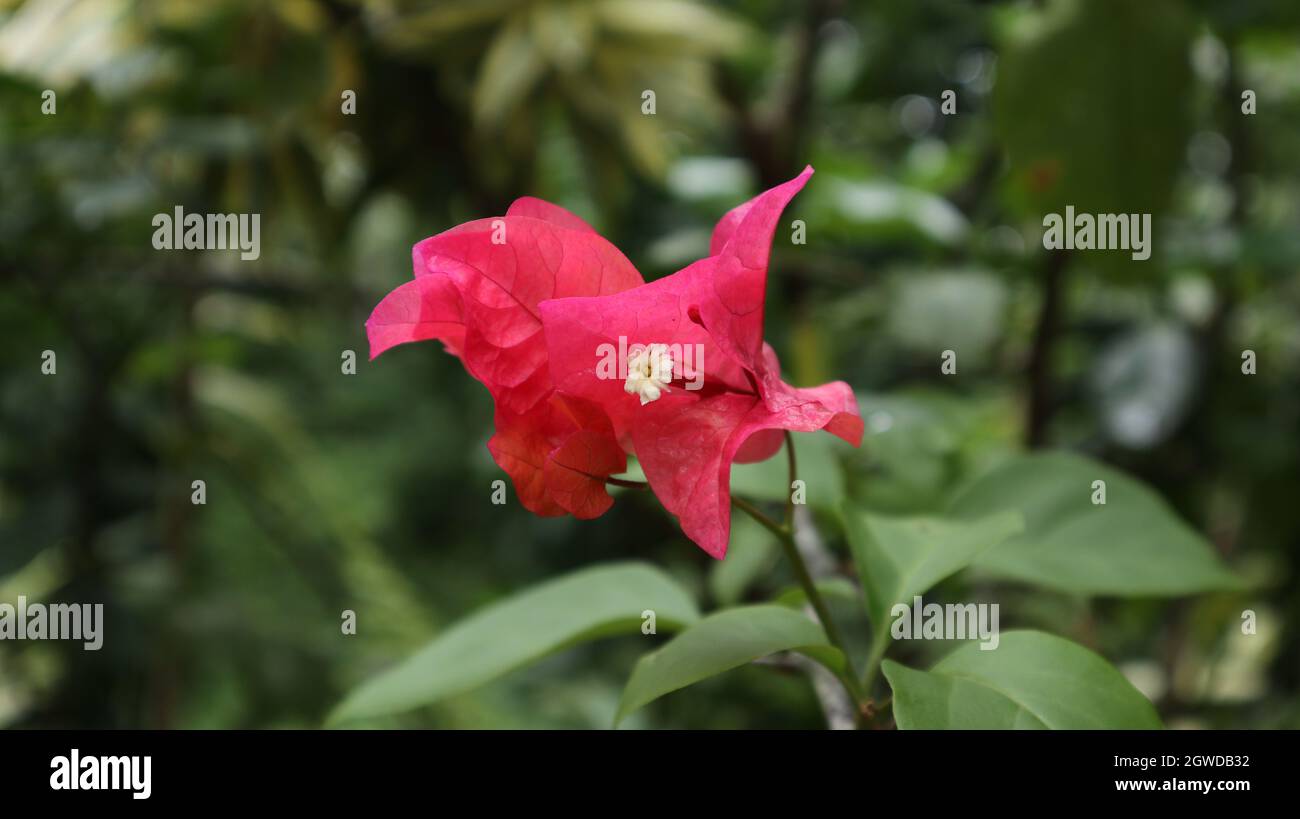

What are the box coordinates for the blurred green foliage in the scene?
[0,0,1297,728]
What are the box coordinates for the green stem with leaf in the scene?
[731,432,863,707]
[607,432,865,713]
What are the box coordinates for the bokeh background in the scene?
[1,0,1298,728]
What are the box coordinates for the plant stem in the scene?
[861,636,888,694]
[774,519,851,663]
[730,495,786,539]
[784,429,797,528]
[607,447,867,710]
[731,433,863,706]
[604,476,649,489]
[1025,249,1070,447]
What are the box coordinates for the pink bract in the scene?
[365,198,642,518]
[539,167,862,557]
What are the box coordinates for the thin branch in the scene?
[784,430,798,528]
[731,494,788,539]
[604,476,650,489]
[731,441,864,708]
[1025,249,1070,447]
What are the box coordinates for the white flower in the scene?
[624,343,674,405]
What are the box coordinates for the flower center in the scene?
[624,343,674,405]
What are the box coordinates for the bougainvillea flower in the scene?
[365,197,643,518]
[365,166,862,558]
[539,166,863,558]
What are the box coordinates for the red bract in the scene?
[365,198,642,518]
[366,166,863,558]
[539,167,863,558]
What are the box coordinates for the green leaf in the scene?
[709,514,778,606]
[378,0,518,46]
[847,390,1017,515]
[828,179,969,245]
[472,13,546,128]
[730,434,849,511]
[886,270,1008,367]
[775,579,873,676]
[330,562,699,724]
[948,452,1242,596]
[773,577,861,610]
[529,1,595,73]
[883,630,1162,729]
[615,605,843,725]
[1094,323,1196,449]
[841,503,1024,627]
[593,0,749,54]
[995,0,1193,221]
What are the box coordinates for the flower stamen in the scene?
[624,343,674,405]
